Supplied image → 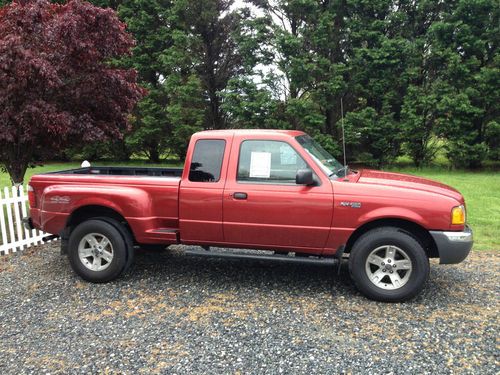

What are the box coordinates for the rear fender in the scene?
[40,185,151,235]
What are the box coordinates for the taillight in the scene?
[27,185,37,208]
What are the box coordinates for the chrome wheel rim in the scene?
[365,245,412,290]
[78,233,114,272]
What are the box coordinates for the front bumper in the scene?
[430,225,473,264]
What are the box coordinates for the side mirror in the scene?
[296,169,314,185]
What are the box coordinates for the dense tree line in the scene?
[1,0,499,169]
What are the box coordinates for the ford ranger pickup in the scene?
[24,130,473,301]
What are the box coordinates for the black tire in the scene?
[348,227,429,302]
[68,219,132,283]
[92,216,135,273]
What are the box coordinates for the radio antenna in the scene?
[341,97,348,178]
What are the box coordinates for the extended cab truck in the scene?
[24,130,473,302]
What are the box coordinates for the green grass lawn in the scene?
[1,162,498,250]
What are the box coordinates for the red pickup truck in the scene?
[24,130,472,301]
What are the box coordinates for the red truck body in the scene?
[26,129,472,301]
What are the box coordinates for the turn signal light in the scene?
[451,205,465,225]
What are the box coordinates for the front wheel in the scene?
[348,227,429,302]
[68,219,132,283]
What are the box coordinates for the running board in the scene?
[184,249,337,266]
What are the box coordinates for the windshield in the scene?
[296,135,346,178]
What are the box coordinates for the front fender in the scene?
[357,207,429,228]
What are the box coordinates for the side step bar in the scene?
[184,248,337,266]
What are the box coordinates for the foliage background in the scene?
[0,0,498,170]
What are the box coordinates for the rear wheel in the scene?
[68,219,132,283]
[348,227,429,302]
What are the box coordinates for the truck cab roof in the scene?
[195,129,307,138]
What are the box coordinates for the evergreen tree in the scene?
[115,0,175,162]
[429,0,499,168]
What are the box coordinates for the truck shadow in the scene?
[123,246,475,305]
[131,246,354,294]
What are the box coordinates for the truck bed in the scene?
[48,166,183,178]
[29,165,183,244]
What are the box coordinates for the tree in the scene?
[175,0,244,130]
[114,0,175,162]
[396,0,450,167]
[90,0,122,9]
[222,77,284,129]
[103,0,238,161]
[302,0,349,145]
[429,0,499,168]
[0,0,145,184]
[247,0,315,106]
[401,85,440,167]
[245,0,405,163]
[239,0,337,155]
[160,8,206,158]
[165,73,205,157]
[220,7,285,131]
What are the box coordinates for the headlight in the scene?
[451,205,465,225]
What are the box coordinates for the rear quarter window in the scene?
[189,139,226,182]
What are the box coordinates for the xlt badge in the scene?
[340,201,361,208]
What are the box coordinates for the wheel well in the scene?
[344,219,439,258]
[66,205,134,241]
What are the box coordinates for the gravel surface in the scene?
[0,243,498,374]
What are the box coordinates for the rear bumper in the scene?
[22,217,34,230]
[430,225,473,264]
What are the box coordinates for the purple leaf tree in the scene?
[0,0,146,184]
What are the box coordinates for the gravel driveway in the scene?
[0,243,498,374]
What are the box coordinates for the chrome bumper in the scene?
[430,225,473,264]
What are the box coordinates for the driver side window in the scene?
[237,140,308,183]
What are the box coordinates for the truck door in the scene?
[179,137,231,244]
[223,138,333,252]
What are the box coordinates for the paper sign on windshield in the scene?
[249,152,271,178]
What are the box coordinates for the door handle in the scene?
[233,192,248,200]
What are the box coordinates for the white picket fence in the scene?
[0,185,52,256]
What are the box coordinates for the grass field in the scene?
[1,162,498,250]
